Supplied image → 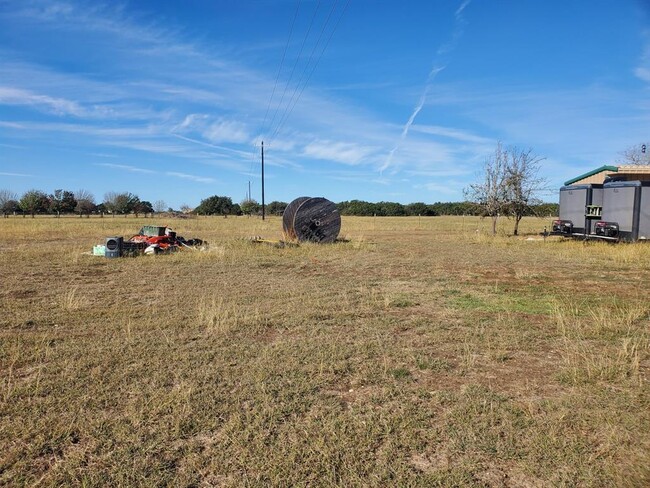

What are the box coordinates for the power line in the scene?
[260,0,302,138]
[269,0,340,142]
[247,1,301,199]
[269,0,350,145]
[265,0,322,139]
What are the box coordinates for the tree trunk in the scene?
[491,215,498,235]
[513,215,522,236]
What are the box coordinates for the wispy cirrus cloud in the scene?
[173,115,252,145]
[635,31,650,82]
[166,172,215,183]
[405,168,472,178]
[0,171,32,177]
[410,124,492,144]
[203,120,250,144]
[171,134,254,158]
[94,163,155,174]
[10,0,169,46]
[302,139,380,165]
[0,86,85,116]
[414,181,464,195]
[0,121,25,129]
[93,162,214,184]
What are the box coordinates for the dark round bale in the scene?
[282,197,311,239]
[293,197,341,243]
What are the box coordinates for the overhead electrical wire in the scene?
[265,0,322,141]
[248,0,350,198]
[266,0,338,143]
[260,0,302,138]
[268,0,339,143]
[268,0,350,146]
[248,0,304,197]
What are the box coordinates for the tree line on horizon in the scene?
[0,187,559,219]
[0,189,164,218]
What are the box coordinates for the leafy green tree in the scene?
[375,201,406,216]
[19,190,49,217]
[240,198,261,215]
[266,201,287,215]
[405,202,430,216]
[194,195,236,215]
[530,203,558,217]
[428,201,480,216]
[104,192,139,216]
[49,189,77,215]
[134,200,153,218]
[337,200,376,216]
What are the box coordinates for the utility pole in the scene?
[248,180,251,201]
[261,141,265,220]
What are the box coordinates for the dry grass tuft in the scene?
[552,299,649,385]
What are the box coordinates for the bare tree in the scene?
[103,191,119,216]
[153,199,167,213]
[465,142,509,235]
[465,142,547,236]
[617,143,650,165]
[74,189,96,217]
[0,189,18,217]
[0,189,16,205]
[504,147,547,236]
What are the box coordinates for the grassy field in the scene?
[1,215,649,487]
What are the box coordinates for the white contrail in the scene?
[381,0,471,174]
[380,66,444,173]
[456,0,471,17]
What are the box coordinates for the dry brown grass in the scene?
[1,214,649,486]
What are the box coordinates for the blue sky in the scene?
[1,0,649,208]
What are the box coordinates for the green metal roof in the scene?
[564,165,618,186]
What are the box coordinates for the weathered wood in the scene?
[282,197,310,239]
[293,197,341,243]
